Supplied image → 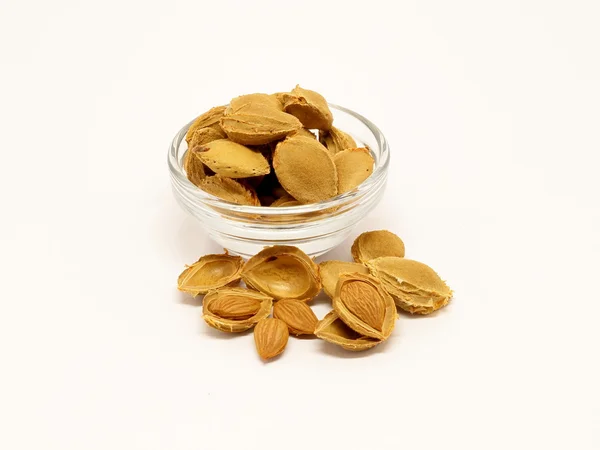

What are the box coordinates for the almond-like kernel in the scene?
[203,288,272,333]
[319,260,369,299]
[254,318,289,360]
[273,299,318,335]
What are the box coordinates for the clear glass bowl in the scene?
[168,104,390,258]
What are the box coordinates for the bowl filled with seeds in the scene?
[168,85,390,258]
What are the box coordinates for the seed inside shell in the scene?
[195,139,270,178]
[241,245,321,301]
[314,310,381,351]
[202,287,272,333]
[366,257,452,315]
[319,260,370,299]
[281,85,333,130]
[333,147,374,194]
[273,135,338,204]
[198,175,260,206]
[177,253,244,296]
[332,272,396,340]
[351,230,406,264]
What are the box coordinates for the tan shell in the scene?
[332,273,396,340]
[241,245,321,301]
[188,126,226,149]
[198,176,260,206]
[185,105,227,145]
[227,93,284,113]
[315,311,381,351]
[366,257,452,315]
[319,127,357,154]
[319,260,370,299]
[220,104,302,145]
[195,139,270,178]
[202,287,272,333]
[273,299,318,335]
[184,146,209,187]
[270,195,301,207]
[254,318,289,360]
[334,147,374,193]
[273,135,338,204]
[177,253,244,296]
[282,85,333,130]
[290,128,317,139]
[351,230,406,264]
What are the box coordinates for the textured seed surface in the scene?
[291,128,316,139]
[319,126,357,154]
[188,126,226,149]
[366,257,452,315]
[254,318,289,360]
[185,105,227,145]
[351,230,406,264]
[282,85,333,130]
[227,93,284,113]
[241,245,321,301]
[203,288,272,333]
[315,311,381,351]
[333,273,396,340]
[221,104,302,145]
[334,147,374,193]
[273,135,338,204]
[195,139,270,178]
[177,253,244,296]
[273,299,318,335]
[319,260,370,299]
[184,146,208,187]
[198,176,260,206]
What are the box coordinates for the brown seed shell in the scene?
[185,105,227,145]
[220,104,302,145]
[177,253,244,296]
[319,260,370,299]
[254,318,289,360]
[332,273,396,340]
[282,85,333,130]
[241,245,321,301]
[203,288,272,333]
[195,139,270,178]
[184,146,209,187]
[273,135,338,204]
[273,299,318,335]
[188,126,226,149]
[198,175,260,206]
[290,128,317,139]
[334,147,374,193]
[314,310,381,351]
[319,127,357,154]
[351,230,406,264]
[366,257,452,315]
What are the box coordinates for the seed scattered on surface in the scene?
[273,299,318,335]
[254,318,289,360]
[319,260,370,299]
[351,230,406,264]
[203,287,272,333]
[177,252,244,296]
[241,245,321,301]
[366,257,452,315]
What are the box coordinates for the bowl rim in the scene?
[168,103,390,216]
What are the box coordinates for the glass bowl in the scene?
[168,104,389,258]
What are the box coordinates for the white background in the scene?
[1,1,599,449]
